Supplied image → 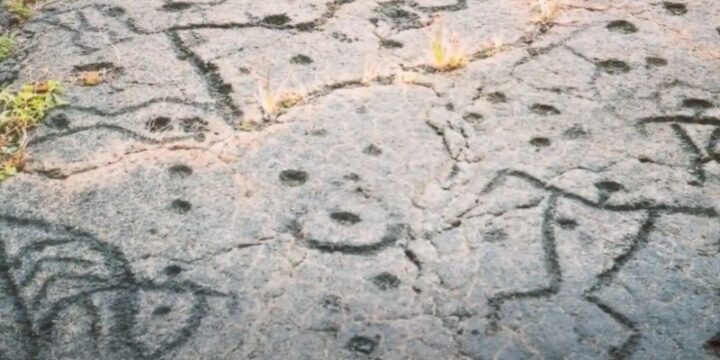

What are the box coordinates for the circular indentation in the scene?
[463,112,483,123]
[308,128,327,137]
[348,336,378,354]
[363,144,383,156]
[530,137,551,147]
[375,1,422,30]
[170,199,192,214]
[330,211,361,226]
[321,295,343,312]
[662,2,687,15]
[168,164,193,177]
[483,229,507,243]
[332,31,357,43]
[179,117,209,133]
[606,20,638,34]
[682,98,714,110]
[279,170,308,186]
[705,333,720,355]
[47,113,70,129]
[146,116,172,132]
[487,91,507,103]
[595,181,623,193]
[355,186,369,197]
[372,272,401,290]
[152,305,172,316]
[163,265,183,276]
[380,39,404,48]
[262,14,291,26]
[557,218,578,230]
[102,6,125,17]
[562,125,588,139]
[597,59,630,74]
[216,82,233,95]
[529,103,561,115]
[645,56,668,67]
[290,54,313,65]
[162,2,193,11]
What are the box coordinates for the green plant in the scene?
[6,0,34,19]
[0,35,15,62]
[78,71,104,86]
[255,70,302,120]
[429,24,468,72]
[535,0,560,24]
[474,37,507,59]
[256,74,279,116]
[0,81,67,181]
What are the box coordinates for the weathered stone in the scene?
[0,1,719,359]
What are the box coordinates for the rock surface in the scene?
[0,0,719,359]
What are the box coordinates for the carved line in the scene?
[288,219,410,256]
[478,170,717,358]
[670,124,706,185]
[0,214,224,359]
[29,124,193,146]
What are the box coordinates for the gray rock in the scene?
[0,1,719,359]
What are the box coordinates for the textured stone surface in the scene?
[1,0,719,359]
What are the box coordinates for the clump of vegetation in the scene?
[429,23,468,72]
[6,0,34,19]
[361,57,378,85]
[77,71,104,86]
[255,70,303,120]
[0,81,67,181]
[535,0,560,24]
[473,37,507,60]
[0,35,15,62]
